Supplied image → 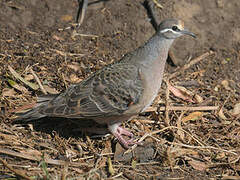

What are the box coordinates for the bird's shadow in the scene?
[22,117,109,140]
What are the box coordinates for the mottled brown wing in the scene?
[38,63,143,118]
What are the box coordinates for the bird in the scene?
[15,19,196,148]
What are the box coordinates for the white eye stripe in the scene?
[160,28,179,34]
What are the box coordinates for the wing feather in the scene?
[38,63,143,118]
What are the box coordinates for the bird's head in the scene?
[157,19,196,39]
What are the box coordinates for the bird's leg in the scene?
[108,123,136,148]
[117,126,134,138]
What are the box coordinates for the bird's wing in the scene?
[38,63,143,118]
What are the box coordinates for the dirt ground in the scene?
[0,0,240,179]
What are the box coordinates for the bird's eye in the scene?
[172,26,180,31]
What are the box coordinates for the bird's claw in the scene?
[113,127,137,149]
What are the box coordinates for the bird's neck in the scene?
[131,34,175,112]
[136,34,174,67]
[129,34,174,94]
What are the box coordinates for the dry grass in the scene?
[1,48,240,179]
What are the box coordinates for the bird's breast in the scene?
[138,57,167,112]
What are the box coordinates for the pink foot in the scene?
[117,127,133,138]
[108,123,136,149]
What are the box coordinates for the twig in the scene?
[132,119,157,124]
[128,126,238,156]
[60,163,69,180]
[144,0,159,31]
[30,68,47,95]
[9,102,36,113]
[140,126,205,146]
[76,152,114,161]
[72,30,99,38]
[112,161,161,168]
[0,158,32,180]
[50,48,85,57]
[169,51,215,79]
[107,172,123,180]
[176,111,186,140]
[167,142,238,155]
[76,0,88,27]
[165,80,170,126]
[58,0,88,30]
[164,105,219,111]
[144,105,219,112]
[125,126,205,154]
[153,0,163,8]
[0,148,91,168]
[8,65,39,90]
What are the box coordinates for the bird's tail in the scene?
[14,94,58,123]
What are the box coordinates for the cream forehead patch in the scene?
[178,20,185,30]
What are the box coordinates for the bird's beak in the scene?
[181,29,196,38]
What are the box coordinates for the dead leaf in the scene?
[218,108,227,120]
[182,112,203,123]
[19,149,42,157]
[167,147,199,168]
[97,140,112,168]
[8,65,39,90]
[219,107,232,124]
[222,176,240,180]
[228,155,240,164]
[194,94,203,104]
[52,35,64,41]
[190,70,205,78]
[69,74,82,83]
[12,102,36,114]
[177,111,185,140]
[52,49,66,56]
[214,85,219,92]
[0,133,17,142]
[8,79,29,93]
[43,85,59,94]
[65,149,77,159]
[24,74,34,81]
[114,143,126,161]
[168,84,195,103]
[67,63,81,72]
[2,88,16,97]
[61,15,73,22]
[80,62,87,68]
[221,80,232,91]
[188,159,208,171]
[114,141,154,163]
[215,152,226,160]
[169,147,199,158]
[131,157,137,169]
[39,66,47,71]
[232,103,240,116]
[177,129,185,140]
[108,157,115,175]
[144,106,157,112]
[229,156,240,171]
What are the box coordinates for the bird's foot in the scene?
[117,127,134,138]
[108,123,140,149]
[112,126,137,149]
